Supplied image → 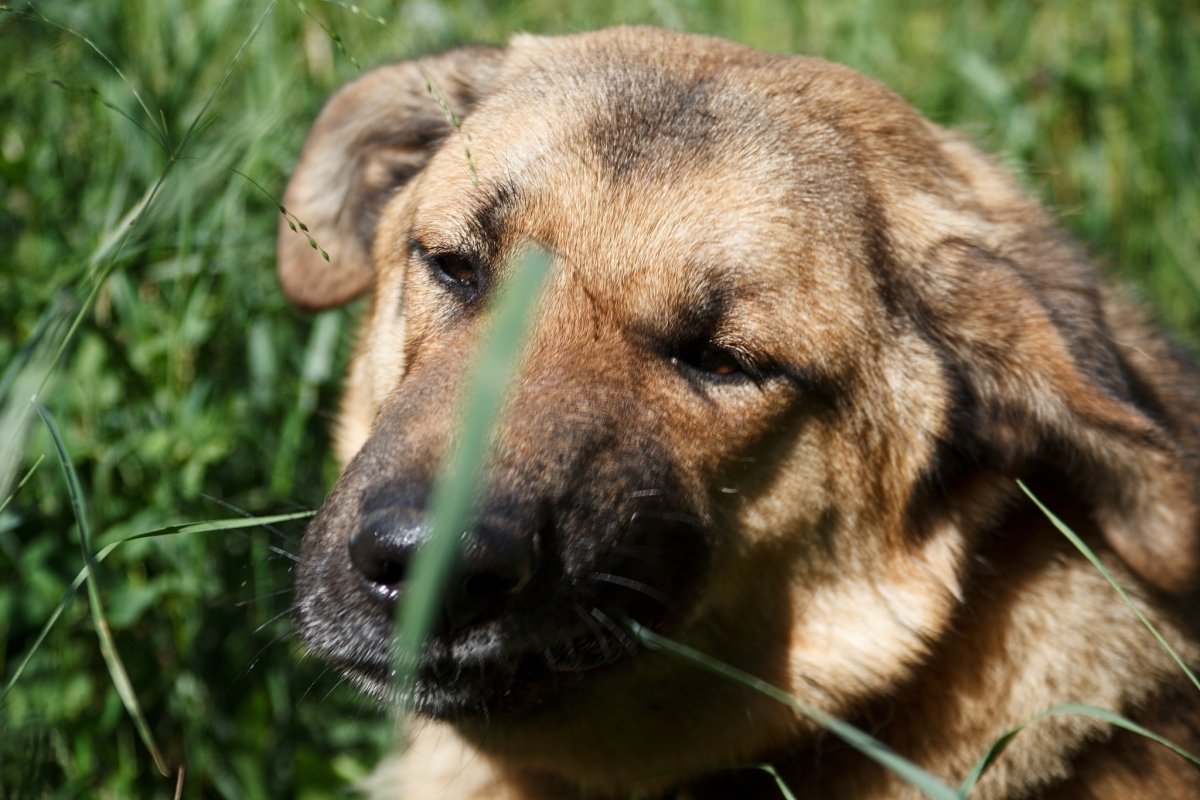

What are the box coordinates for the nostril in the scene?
[348,527,418,596]
[366,555,406,587]
[442,526,537,632]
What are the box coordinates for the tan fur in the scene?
[279,28,1200,799]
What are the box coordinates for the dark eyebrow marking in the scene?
[665,285,731,345]
[468,180,520,249]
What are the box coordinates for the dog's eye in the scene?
[430,252,480,292]
[409,238,483,296]
[671,341,744,378]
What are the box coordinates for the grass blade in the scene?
[752,763,798,800]
[2,510,312,698]
[19,0,281,401]
[389,250,550,726]
[34,401,171,776]
[5,4,165,146]
[959,703,1200,793]
[0,454,43,518]
[0,302,68,503]
[1017,480,1200,693]
[630,623,963,800]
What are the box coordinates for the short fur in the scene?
[279,27,1200,799]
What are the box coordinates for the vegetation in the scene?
[1,0,1197,796]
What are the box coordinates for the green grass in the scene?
[1,0,1198,796]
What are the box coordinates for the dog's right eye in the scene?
[670,339,751,382]
[411,239,483,297]
[430,252,480,293]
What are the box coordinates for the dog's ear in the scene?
[277,46,504,310]
[916,240,1200,594]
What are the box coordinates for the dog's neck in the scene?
[747,496,1200,800]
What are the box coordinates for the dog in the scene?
[278,27,1200,799]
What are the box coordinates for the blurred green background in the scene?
[1,0,1197,796]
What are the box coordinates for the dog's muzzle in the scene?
[295,471,712,719]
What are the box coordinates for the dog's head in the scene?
[281,27,1200,784]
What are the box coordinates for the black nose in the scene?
[348,511,538,634]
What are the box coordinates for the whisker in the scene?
[318,672,352,706]
[229,627,295,688]
[477,699,491,726]
[235,587,294,607]
[540,647,564,693]
[265,545,299,563]
[589,608,639,657]
[252,605,297,636]
[628,509,705,527]
[574,603,616,662]
[544,629,584,671]
[590,571,670,606]
[298,661,337,705]
[200,492,304,552]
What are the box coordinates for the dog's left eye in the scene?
[671,340,745,378]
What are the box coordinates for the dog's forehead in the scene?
[401,28,899,337]
[477,29,783,181]
[415,48,838,283]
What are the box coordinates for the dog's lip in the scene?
[300,516,709,713]
[320,618,645,713]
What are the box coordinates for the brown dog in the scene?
[278,27,1200,799]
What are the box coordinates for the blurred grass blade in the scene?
[87,181,160,275]
[273,310,341,494]
[0,301,70,502]
[959,702,1200,793]
[4,5,164,144]
[390,249,550,725]
[3,510,313,698]
[630,623,963,800]
[0,455,43,518]
[1018,480,1200,693]
[750,763,797,800]
[174,0,278,162]
[292,0,362,70]
[34,401,171,776]
[30,0,280,395]
[636,761,798,798]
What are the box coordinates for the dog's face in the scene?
[281,27,1199,784]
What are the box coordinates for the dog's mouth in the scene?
[301,525,712,719]
[323,606,654,719]
[296,477,714,719]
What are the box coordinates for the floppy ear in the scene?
[277,46,504,310]
[916,239,1200,594]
